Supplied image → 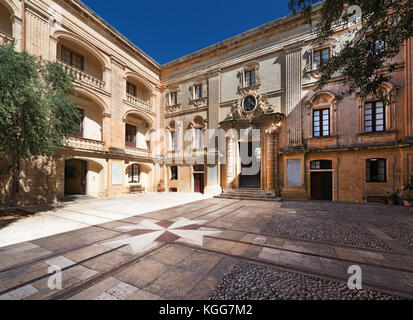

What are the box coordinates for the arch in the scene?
[0,0,13,37]
[64,158,104,197]
[124,71,154,95]
[189,115,206,129]
[53,30,110,70]
[167,120,176,131]
[0,0,20,17]
[308,91,337,106]
[72,84,107,114]
[123,109,154,129]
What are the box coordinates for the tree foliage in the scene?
[0,43,80,205]
[288,0,412,99]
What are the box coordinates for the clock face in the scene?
[243,95,256,112]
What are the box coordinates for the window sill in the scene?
[357,131,397,144]
[357,130,396,137]
[189,97,208,107]
[306,135,338,149]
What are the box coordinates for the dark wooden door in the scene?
[194,173,204,193]
[311,172,332,201]
[81,160,87,195]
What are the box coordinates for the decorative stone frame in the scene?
[189,78,208,107]
[356,83,397,134]
[304,39,336,77]
[237,62,261,95]
[305,91,338,139]
[165,86,181,113]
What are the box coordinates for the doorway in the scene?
[239,141,261,188]
[193,165,205,194]
[310,160,333,201]
[64,159,87,195]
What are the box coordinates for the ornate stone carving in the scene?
[189,96,208,108]
[166,104,181,113]
[224,94,272,121]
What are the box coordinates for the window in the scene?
[194,85,203,99]
[193,165,205,172]
[366,159,386,182]
[128,164,140,183]
[366,37,385,56]
[170,92,178,106]
[127,82,137,97]
[72,108,84,138]
[313,108,330,137]
[61,46,84,70]
[245,69,256,87]
[365,101,385,133]
[171,166,178,180]
[170,131,179,151]
[125,124,136,148]
[313,48,330,69]
[310,160,333,170]
[194,128,204,149]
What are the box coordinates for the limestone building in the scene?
[0,0,412,204]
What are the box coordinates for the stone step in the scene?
[214,195,283,202]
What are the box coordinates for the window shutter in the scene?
[255,68,261,85]
[176,90,181,105]
[305,49,313,71]
[202,81,208,98]
[133,165,140,182]
[189,86,194,100]
[166,92,170,106]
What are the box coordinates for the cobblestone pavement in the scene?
[0,197,412,300]
[209,262,405,300]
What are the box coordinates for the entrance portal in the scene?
[64,159,87,195]
[194,173,205,193]
[239,141,261,188]
[193,165,205,194]
[310,160,333,200]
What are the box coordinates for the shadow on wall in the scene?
[0,157,59,206]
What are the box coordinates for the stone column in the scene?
[204,69,222,195]
[265,132,275,190]
[226,136,235,189]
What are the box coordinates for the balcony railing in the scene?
[0,32,13,45]
[125,93,152,111]
[125,146,151,157]
[66,136,105,151]
[57,61,105,91]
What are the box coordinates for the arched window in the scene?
[128,164,140,183]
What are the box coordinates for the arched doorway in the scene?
[64,159,87,195]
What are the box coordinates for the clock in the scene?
[243,95,257,112]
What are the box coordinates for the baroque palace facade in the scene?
[0,0,412,204]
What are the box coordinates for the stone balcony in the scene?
[57,61,105,91]
[66,136,105,151]
[125,146,151,158]
[0,32,13,45]
[125,93,152,111]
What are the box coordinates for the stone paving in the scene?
[0,196,412,300]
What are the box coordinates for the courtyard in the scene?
[0,194,412,300]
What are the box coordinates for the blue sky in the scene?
[81,0,292,65]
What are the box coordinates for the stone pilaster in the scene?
[285,44,303,146]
